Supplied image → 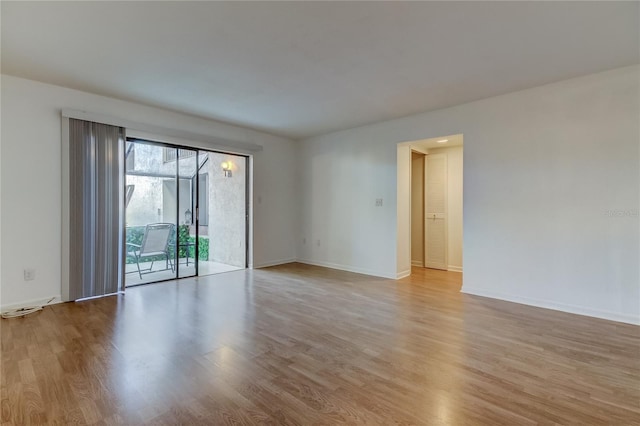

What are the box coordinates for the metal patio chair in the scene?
[126,223,175,279]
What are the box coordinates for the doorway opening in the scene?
[124,138,248,287]
[397,134,463,278]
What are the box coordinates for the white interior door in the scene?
[424,153,447,270]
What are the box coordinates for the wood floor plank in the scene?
[1,263,639,425]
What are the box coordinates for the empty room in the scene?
[1,2,638,425]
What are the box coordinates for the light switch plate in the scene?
[24,268,36,281]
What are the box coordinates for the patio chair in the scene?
[126,223,175,279]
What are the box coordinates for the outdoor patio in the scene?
[125,259,243,286]
[123,141,247,288]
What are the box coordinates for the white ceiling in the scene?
[411,134,464,152]
[2,2,638,140]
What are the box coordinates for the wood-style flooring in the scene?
[1,264,639,425]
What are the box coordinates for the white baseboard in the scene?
[461,286,640,326]
[396,269,411,279]
[252,258,296,269]
[1,295,63,313]
[411,260,424,267]
[447,265,463,273]
[296,259,394,279]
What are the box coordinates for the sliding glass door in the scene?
[197,152,247,276]
[124,139,247,286]
[176,148,199,279]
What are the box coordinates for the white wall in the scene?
[296,132,400,278]
[296,65,639,324]
[427,145,463,272]
[0,75,297,309]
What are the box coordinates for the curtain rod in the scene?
[61,109,263,153]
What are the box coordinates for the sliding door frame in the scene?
[125,138,198,285]
[124,136,250,287]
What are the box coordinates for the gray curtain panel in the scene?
[69,118,124,300]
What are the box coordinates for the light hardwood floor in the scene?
[1,264,639,425]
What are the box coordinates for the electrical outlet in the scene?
[375,198,383,207]
[302,238,306,245]
[316,239,321,247]
[24,268,36,281]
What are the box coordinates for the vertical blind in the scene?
[68,118,124,300]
